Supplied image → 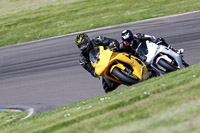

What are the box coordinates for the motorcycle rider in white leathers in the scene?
[119,29,184,61]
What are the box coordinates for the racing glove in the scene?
[109,41,119,51]
[155,38,169,46]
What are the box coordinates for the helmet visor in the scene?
[78,38,90,51]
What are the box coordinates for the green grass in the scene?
[0,110,27,128]
[0,63,200,133]
[0,0,200,47]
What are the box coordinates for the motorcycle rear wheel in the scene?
[158,59,178,72]
[182,59,189,67]
[112,67,139,85]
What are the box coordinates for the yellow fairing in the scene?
[110,53,149,81]
[91,46,114,76]
[91,46,149,84]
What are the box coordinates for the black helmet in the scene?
[75,33,92,52]
[121,30,134,46]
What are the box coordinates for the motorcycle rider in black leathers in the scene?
[120,30,184,61]
[76,33,126,93]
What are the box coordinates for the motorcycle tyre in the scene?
[112,67,139,85]
[182,60,189,67]
[158,59,178,72]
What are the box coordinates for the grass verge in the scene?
[0,110,27,128]
[1,0,200,46]
[0,63,200,133]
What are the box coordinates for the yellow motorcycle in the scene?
[89,46,150,85]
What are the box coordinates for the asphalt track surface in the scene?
[0,11,200,113]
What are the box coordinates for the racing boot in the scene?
[102,77,119,93]
[176,49,184,54]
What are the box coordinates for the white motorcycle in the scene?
[136,40,189,75]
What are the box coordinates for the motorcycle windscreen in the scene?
[136,42,148,56]
[89,47,100,63]
[90,46,113,76]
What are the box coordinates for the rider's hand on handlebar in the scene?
[109,41,118,51]
[155,38,164,44]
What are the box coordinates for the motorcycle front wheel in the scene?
[158,59,178,72]
[112,67,139,85]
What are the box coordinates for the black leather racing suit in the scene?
[79,36,121,93]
